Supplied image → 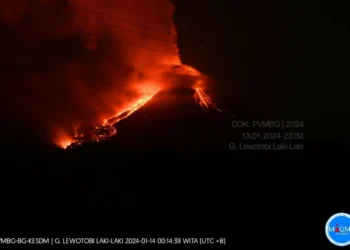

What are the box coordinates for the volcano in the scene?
[1,0,342,245]
[66,86,235,152]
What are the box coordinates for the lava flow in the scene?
[103,91,159,126]
[194,88,222,112]
[64,91,159,148]
[62,71,224,149]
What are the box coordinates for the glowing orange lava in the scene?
[61,90,159,149]
[104,91,159,126]
[55,130,75,149]
[59,138,75,149]
[194,88,221,112]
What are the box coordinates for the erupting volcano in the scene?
[0,0,226,150]
[64,64,223,149]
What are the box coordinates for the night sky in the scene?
[174,0,349,142]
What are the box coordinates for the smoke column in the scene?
[0,0,181,146]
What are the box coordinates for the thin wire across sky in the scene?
[19,0,179,57]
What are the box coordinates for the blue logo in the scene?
[326,213,350,246]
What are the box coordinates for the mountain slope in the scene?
[68,87,236,153]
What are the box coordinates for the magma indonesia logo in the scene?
[326,213,350,246]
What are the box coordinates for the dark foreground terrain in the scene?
[1,89,348,248]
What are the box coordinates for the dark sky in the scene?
[173,0,349,142]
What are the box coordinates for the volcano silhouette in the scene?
[2,87,237,234]
[67,87,236,153]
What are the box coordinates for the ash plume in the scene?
[0,0,180,146]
